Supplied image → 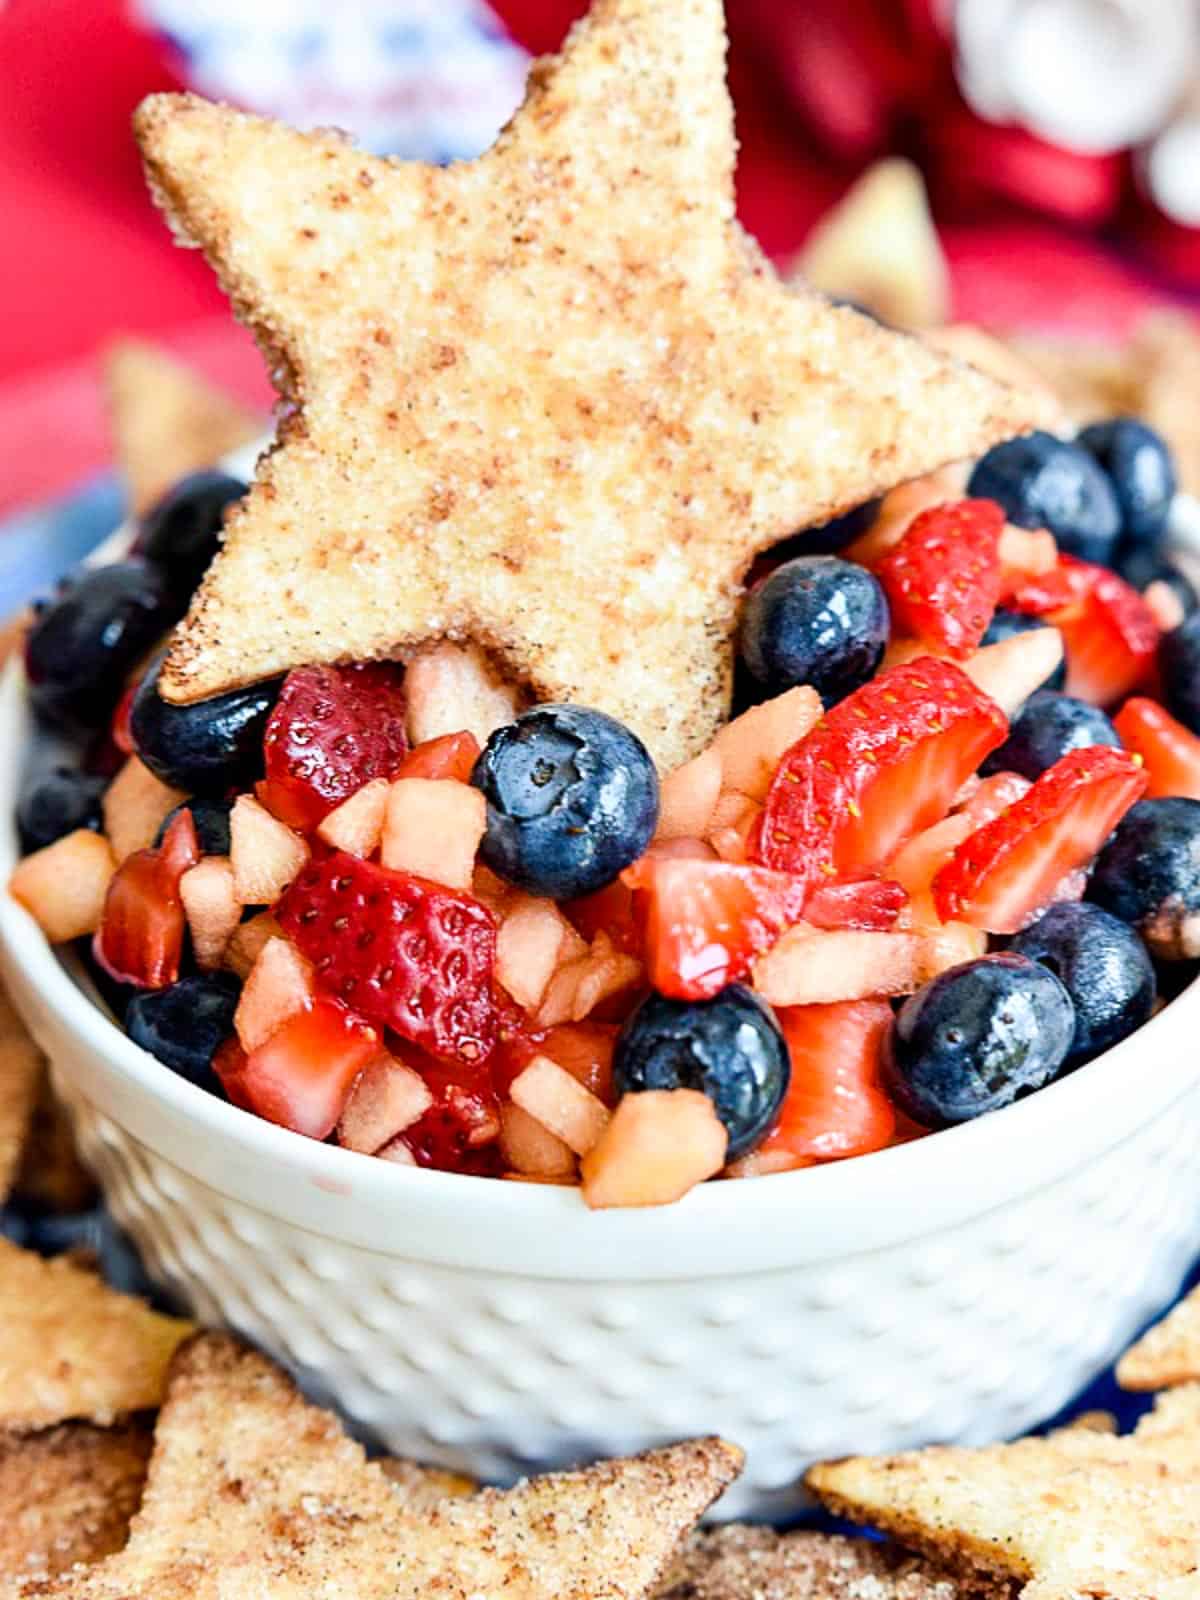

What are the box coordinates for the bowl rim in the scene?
[2,482,1199,1277]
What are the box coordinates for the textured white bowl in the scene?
[3,498,1200,1518]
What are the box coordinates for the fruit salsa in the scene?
[11,418,1200,1206]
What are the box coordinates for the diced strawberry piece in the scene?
[541,1021,618,1106]
[92,809,200,989]
[261,662,409,831]
[1114,696,1200,801]
[405,1062,502,1174]
[111,683,137,755]
[803,875,908,932]
[566,878,643,958]
[1008,557,1159,706]
[277,849,498,1064]
[396,730,481,784]
[763,1000,896,1163]
[932,746,1148,933]
[1004,556,1091,617]
[236,998,379,1140]
[623,856,809,1001]
[877,499,1006,658]
[213,1035,253,1111]
[755,657,1008,880]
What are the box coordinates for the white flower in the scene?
[954,0,1198,154]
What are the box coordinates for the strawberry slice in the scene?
[1008,557,1159,706]
[396,730,481,784]
[111,682,137,756]
[277,848,498,1064]
[761,1000,897,1163]
[623,856,809,1001]
[260,662,408,831]
[232,998,380,1140]
[755,657,1008,879]
[1114,697,1200,800]
[404,1060,502,1175]
[932,745,1148,933]
[877,498,1006,658]
[803,875,908,931]
[93,808,200,988]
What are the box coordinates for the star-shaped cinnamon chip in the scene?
[1118,1282,1200,1390]
[133,0,1048,770]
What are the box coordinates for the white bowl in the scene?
[3,500,1200,1519]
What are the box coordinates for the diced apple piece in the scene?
[845,465,967,566]
[316,778,389,858]
[234,936,314,1052]
[180,855,242,970]
[10,829,115,942]
[998,523,1057,581]
[535,932,642,1028]
[230,796,309,905]
[338,1053,433,1154]
[582,1089,727,1209]
[380,778,485,891]
[915,919,987,982]
[656,747,723,840]
[499,1101,577,1178]
[711,686,822,801]
[510,1054,610,1157]
[752,926,924,1005]
[102,756,186,864]
[404,641,519,748]
[471,863,513,918]
[496,894,575,1010]
[961,628,1063,717]
[724,1147,810,1179]
[1145,579,1186,634]
[377,1136,416,1166]
[223,911,284,980]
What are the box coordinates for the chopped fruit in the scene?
[1005,555,1088,618]
[933,746,1148,934]
[499,1101,577,1178]
[179,856,241,970]
[752,926,925,1006]
[111,682,137,755]
[260,661,409,831]
[802,876,907,932]
[315,778,389,858]
[222,910,283,981]
[337,1052,434,1154]
[764,1001,896,1162]
[969,432,1120,566]
[956,770,1032,827]
[1089,797,1200,961]
[997,523,1057,586]
[277,849,498,1064]
[960,627,1064,717]
[624,856,809,1001]
[535,930,642,1028]
[755,657,1007,880]
[723,1147,810,1178]
[101,756,186,864]
[844,467,966,567]
[877,498,1005,658]
[404,641,520,748]
[510,1055,611,1156]
[1144,579,1186,634]
[581,1088,728,1209]
[234,936,314,1052]
[229,795,310,905]
[377,1136,416,1166]
[708,814,759,864]
[656,747,723,841]
[739,558,888,705]
[1054,561,1160,707]
[566,878,641,959]
[236,997,379,1140]
[1114,697,1200,801]
[405,1066,501,1174]
[10,828,116,943]
[93,809,200,988]
[380,777,486,891]
[888,813,974,918]
[541,1021,617,1105]
[212,1035,252,1111]
[495,894,583,1011]
[396,730,481,784]
[709,685,821,802]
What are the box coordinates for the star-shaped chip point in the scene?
[135,0,1051,771]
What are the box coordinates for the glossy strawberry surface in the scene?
[877,498,1005,658]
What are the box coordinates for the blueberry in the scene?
[126,972,241,1095]
[980,610,1067,693]
[968,431,1121,565]
[1088,796,1200,961]
[24,560,172,732]
[1078,418,1176,549]
[1159,612,1200,734]
[1009,901,1156,1067]
[738,556,888,705]
[613,985,789,1159]
[134,470,247,609]
[884,954,1075,1127]
[472,706,659,899]
[1116,545,1198,616]
[980,689,1119,781]
[130,654,281,795]
[154,798,233,856]
[766,499,882,560]
[16,765,106,852]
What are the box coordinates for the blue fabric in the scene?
[0,474,124,617]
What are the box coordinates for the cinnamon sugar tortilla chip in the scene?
[0,1238,191,1430]
[104,339,262,517]
[133,0,1049,771]
[1118,1284,1200,1390]
[0,983,42,1204]
[377,1456,477,1509]
[0,1423,151,1581]
[808,1385,1200,1600]
[12,1077,96,1216]
[19,1332,740,1600]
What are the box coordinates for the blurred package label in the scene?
[131,0,530,162]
